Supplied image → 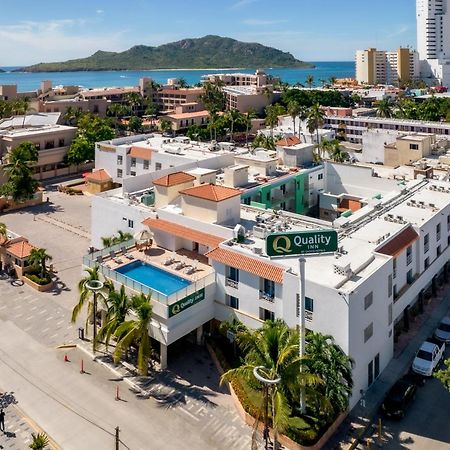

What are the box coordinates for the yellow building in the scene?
[384,133,436,166]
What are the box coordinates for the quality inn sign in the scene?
[266,230,338,257]
[169,288,205,318]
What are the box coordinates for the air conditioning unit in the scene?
[252,247,263,255]
[253,225,268,239]
[333,263,352,277]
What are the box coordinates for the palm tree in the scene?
[28,248,52,279]
[329,141,349,163]
[375,98,394,118]
[178,78,189,88]
[244,108,257,146]
[305,75,314,89]
[101,236,114,248]
[297,105,308,142]
[94,285,131,351]
[114,293,153,375]
[71,265,107,335]
[287,100,301,137]
[225,109,242,142]
[29,432,49,450]
[159,118,173,135]
[221,320,321,447]
[305,332,353,417]
[116,230,133,243]
[264,104,285,138]
[306,103,325,145]
[329,76,337,87]
[125,92,143,115]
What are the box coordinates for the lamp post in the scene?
[253,366,281,450]
[298,257,306,415]
[84,280,104,351]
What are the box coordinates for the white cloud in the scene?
[231,0,258,10]
[242,19,287,26]
[0,19,129,65]
[96,9,104,14]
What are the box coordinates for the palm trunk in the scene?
[292,116,296,136]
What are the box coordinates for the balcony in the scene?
[259,291,275,302]
[225,278,239,289]
[406,254,412,266]
[305,311,313,322]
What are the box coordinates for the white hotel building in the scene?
[86,152,450,408]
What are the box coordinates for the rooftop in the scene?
[0,124,76,138]
[85,169,112,183]
[180,184,242,202]
[6,239,35,259]
[153,172,196,187]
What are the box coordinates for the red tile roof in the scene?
[276,136,301,147]
[6,239,35,259]
[377,226,419,257]
[153,172,196,187]
[206,247,284,283]
[168,110,209,120]
[142,218,224,248]
[85,169,112,183]
[129,147,153,160]
[180,184,241,202]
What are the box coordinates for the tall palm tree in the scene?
[114,293,153,375]
[244,108,257,147]
[375,98,394,118]
[264,104,285,138]
[94,285,131,351]
[297,105,308,142]
[329,141,349,163]
[114,230,133,244]
[28,248,52,279]
[305,75,314,89]
[287,100,301,137]
[221,320,320,447]
[225,109,242,142]
[125,92,143,115]
[307,103,325,145]
[329,76,337,87]
[305,332,353,417]
[29,432,49,450]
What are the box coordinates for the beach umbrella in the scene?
[134,229,154,243]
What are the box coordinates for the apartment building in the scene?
[165,103,209,131]
[201,70,278,87]
[0,124,77,180]
[417,0,450,86]
[355,47,419,85]
[86,158,450,407]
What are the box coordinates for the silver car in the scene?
[435,315,450,343]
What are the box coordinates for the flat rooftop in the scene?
[0,124,76,138]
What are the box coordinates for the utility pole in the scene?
[298,257,306,415]
[115,426,120,450]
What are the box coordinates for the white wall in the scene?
[361,129,402,164]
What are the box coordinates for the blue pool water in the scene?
[116,260,191,296]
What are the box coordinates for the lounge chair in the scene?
[163,251,176,266]
[185,259,199,275]
[109,250,116,260]
[113,256,123,264]
[175,256,187,270]
[96,255,103,264]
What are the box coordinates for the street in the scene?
[0,186,253,450]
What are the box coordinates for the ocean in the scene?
[0,62,355,92]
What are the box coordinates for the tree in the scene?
[1,141,38,202]
[287,100,301,137]
[128,116,143,133]
[251,134,276,151]
[244,108,257,146]
[305,75,314,89]
[178,77,189,88]
[224,109,243,142]
[0,222,7,241]
[435,358,450,391]
[114,293,153,375]
[159,118,173,135]
[265,104,285,138]
[306,103,325,145]
[221,320,321,447]
[329,76,337,87]
[28,248,52,279]
[125,92,143,115]
[199,81,226,115]
[63,106,83,126]
[304,332,353,417]
[328,140,349,163]
[94,285,131,351]
[375,98,394,118]
[29,432,50,450]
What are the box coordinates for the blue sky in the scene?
[0,0,417,65]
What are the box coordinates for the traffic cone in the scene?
[64,354,70,362]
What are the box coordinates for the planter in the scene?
[23,275,54,292]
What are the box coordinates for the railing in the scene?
[305,311,313,322]
[225,278,239,289]
[406,254,412,266]
[424,242,429,253]
[259,291,275,302]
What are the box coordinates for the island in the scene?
[16,35,314,72]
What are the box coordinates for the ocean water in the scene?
[0,62,354,92]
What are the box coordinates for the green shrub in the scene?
[25,273,51,285]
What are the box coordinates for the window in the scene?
[227,266,239,282]
[437,223,441,241]
[226,295,239,310]
[447,215,450,231]
[407,269,413,284]
[424,233,429,253]
[406,245,412,266]
[117,168,123,178]
[393,258,397,279]
[34,143,41,150]
[259,307,275,321]
[437,245,442,256]
[130,171,136,176]
[388,303,393,325]
[155,162,162,171]
[388,275,392,297]
[260,278,275,301]
[368,360,374,386]
[364,323,373,343]
[128,219,134,228]
[58,138,65,147]
[143,160,149,170]
[131,157,136,168]
[318,173,323,180]
[374,353,380,379]
[305,297,314,312]
[410,143,419,150]
[364,292,373,310]
[117,155,123,165]
[425,257,430,269]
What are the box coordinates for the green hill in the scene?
[17,35,313,72]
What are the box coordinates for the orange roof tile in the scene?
[167,110,209,120]
[129,147,153,160]
[6,239,35,259]
[153,172,196,187]
[180,184,241,202]
[206,247,284,283]
[142,218,224,248]
[85,169,112,183]
[276,136,301,147]
[377,226,419,257]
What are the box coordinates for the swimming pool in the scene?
[115,260,191,296]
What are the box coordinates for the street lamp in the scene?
[253,366,281,450]
[84,280,104,350]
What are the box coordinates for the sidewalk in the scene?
[327,283,450,450]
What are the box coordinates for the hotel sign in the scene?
[169,288,205,317]
[266,230,338,257]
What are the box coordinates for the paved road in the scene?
[0,189,253,449]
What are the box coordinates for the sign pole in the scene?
[299,257,306,415]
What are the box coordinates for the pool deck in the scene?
[102,245,214,283]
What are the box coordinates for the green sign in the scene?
[266,230,338,257]
[169,288,205,317]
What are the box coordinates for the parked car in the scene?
[412,337,445,377]
[435,315,450,343]
[380,375,418,419]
